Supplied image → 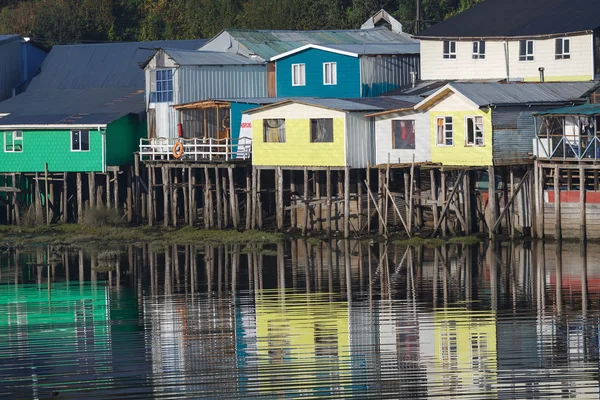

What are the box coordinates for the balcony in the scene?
[139,137,251,162]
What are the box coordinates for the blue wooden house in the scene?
[0,35,47,102]
[271,42,420,98]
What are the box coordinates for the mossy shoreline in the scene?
[0,223,485,248]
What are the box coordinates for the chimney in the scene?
[538,67,545,82]
[410,71,417,88]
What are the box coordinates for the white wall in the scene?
[420,34,594,81]
[374,111,430,165]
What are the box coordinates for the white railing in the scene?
[534,135,600,161]
[139,137,252,162]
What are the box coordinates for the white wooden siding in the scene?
[374,111,430,165]
[420,34,594,81]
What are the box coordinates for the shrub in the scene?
[82,206,123,228]
[19,205,43,228]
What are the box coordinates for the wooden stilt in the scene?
[326,168,332,236]
[106,173,112,209]
[35,172,42,221]
[134,154,142,222]
[188,167,194,226]
[113,171,119,212]
[430,169,439,231]
[222,170,228,226]
[246,170,251,229]
[13,174,20,226]
[408,157,415,234]
[488,166,496,239]
[367,164,371,232]
[229,166,238,229]
[509,168,515,239]
[580,165,586,243]
[76,173,83,222]
[148,167,154,226]
[256,168,262,229]
[315,171,322,231]
[127,169,133,223]
[303,167,309,235]
[204,166,211,228]
[276,167,284,230]
[172,169,178,227]
[61,172,67,223]
[215,167,222,229]
[88,172,95,209]
[162,166,169,228]
[251,167,257,229]
[464,171,471,235]
[357,170,363,230]
[183,169,189,225]
[554,165,561,241]
[344,166,350,238]
[290,171,297,229]
[441,170,447,236]
[378,170,384,235]
[530,166,537,239]
[44,163,50,225]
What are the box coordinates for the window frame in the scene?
[519,40,535,62]
[323,62,337,85]
[4,130,23,153]
[292,63,306,87]
[153,69,174,103]
[472,40,485,59]
[465,116,485,147]
[71,129,90,152]
[310,118,334,143]
[436,116,454,146]
[443,40,457,59]
[555,38,571,60]
[391,119,416,150]
[263,119,286,143]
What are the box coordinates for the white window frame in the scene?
[472,40,485,59]
[71,130,90,152]
[323,62,337,85]
[292,63,306,86]
[4,130,23,153]
[465,116,485,146]
[555,38,571,60]
[443,40,456,59]
[519,40,534,62]
[436,117,454,146]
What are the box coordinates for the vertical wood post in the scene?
[162,166,169,228]
[463,170,471,235]
[554,165,561,241]
[303,167,309,235]
[580,165,586,243]
[326,168,332,236]
[357,170,363,230]
[229,166,238,230]
[509,168,515,239]
[76,173,83,222]
[113,171,119,213]
[172,169,178,227]
[134,153,141,222]
[88,172,95,209]
[276,167,284,230]
[222,171,228,226]
[34,172,42,222]
[204,166,211,228]
[488,166,496,239]
[188,167,195,226]
[256,168,262,229]
[315,171,322,231]
[441,170,447,236]
[148,167,154,226]
[430,169,439,231]
[106,173,112,209]
[290,171,297,228]
[183,169,189,225]
[127,169,133,223]
[344,166,350,238]
[251,167,257,229]
[246,170,252,229]
[530,165,537,239]
[44,163,50,225]
[378,170,384,235]
[366,164,371,232]
[61,172,67,223]
[215,167,222,229]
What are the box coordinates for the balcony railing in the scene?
[534,135,600,161]
[139,137,251,162]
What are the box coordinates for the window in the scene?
[392,120,415,149]
[465,116,484,146]
[263,119,286,142]
[292,64,305,86]
[519,40,534,61]
[443,40,456,59]
[152,69,173,102]
[472,41,485,59]
[71,130,90,151]
[436,117,453,146]
[310,119,334,142]
[4,130,22,152]
[556,38,571,60]
[323,62,337,85]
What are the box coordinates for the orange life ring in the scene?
[172,141,184,159]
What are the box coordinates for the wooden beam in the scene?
[382,181,411,237]
[364,179,388,237]
[431,170,466,237]
[491,170,531,233]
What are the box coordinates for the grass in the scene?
[394,235,482,247]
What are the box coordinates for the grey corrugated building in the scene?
[0,35,47,102]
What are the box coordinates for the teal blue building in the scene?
[272,43,420,98]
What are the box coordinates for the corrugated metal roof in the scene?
[247,96,420,113]
[28,39,206,91]
[535,103,600,116]
[212,27,417,60]
[0,35,20,45]
[325,43,419,55]
[451,82,599,106]
[163,49,262,65]
[0,87,145,125]
[417,0,600,38]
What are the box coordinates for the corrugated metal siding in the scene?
[177,65,267,104]
[0,39,23,102]
[492,107,541,164]
[360,55,420,97]
[346,112,374,168]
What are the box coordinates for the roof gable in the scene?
[417,0,600,38]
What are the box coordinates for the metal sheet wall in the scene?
[0,39,23,102]
[346,112,375,168]
[360,55,420,98]
[492,106,548,165]
[177,65,267,104]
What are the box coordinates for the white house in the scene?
[415,0,600,82]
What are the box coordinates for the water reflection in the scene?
[0,240,598,399]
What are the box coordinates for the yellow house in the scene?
[414,82,597,166]
[246,98,417,168]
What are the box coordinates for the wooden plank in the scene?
[344,166,350,238]
[580,165,586,242]
[554,165,561,240]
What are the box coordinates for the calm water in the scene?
[0,240,598,399]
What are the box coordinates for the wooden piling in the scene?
[303,167,309,235]
[189,167,196,225]
[35,172,42,221]
[326,168,332,236]
[357,170,363,230]
[76,173,83,222]
[162,166,169,228]
[344,166,350,238]
[256,168,262,229]
[134,154,142,222]
[251,167,257,229]
[44,163,50,225]
[172,169,178,227]
[430,169,439,230]
[113,171,119,212]
[554,165,561,241]
[290,171,297,229]
[183,169,189,225]
[148,166,154,226]
[580,165,586,243]
[463,171,471,235]
[61,172,67,223]
[204,166,211,229]
[215,167,222,229]
[315,171,322,231]
[366,164,371,232]
[88,172,95,209]
[126,169,133,223]
[229,166,238,229]
[246,171,251,229]
[441,170,447,236]
[276,167,284,230]
[106,173,112,209]
[488,166,496,239]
